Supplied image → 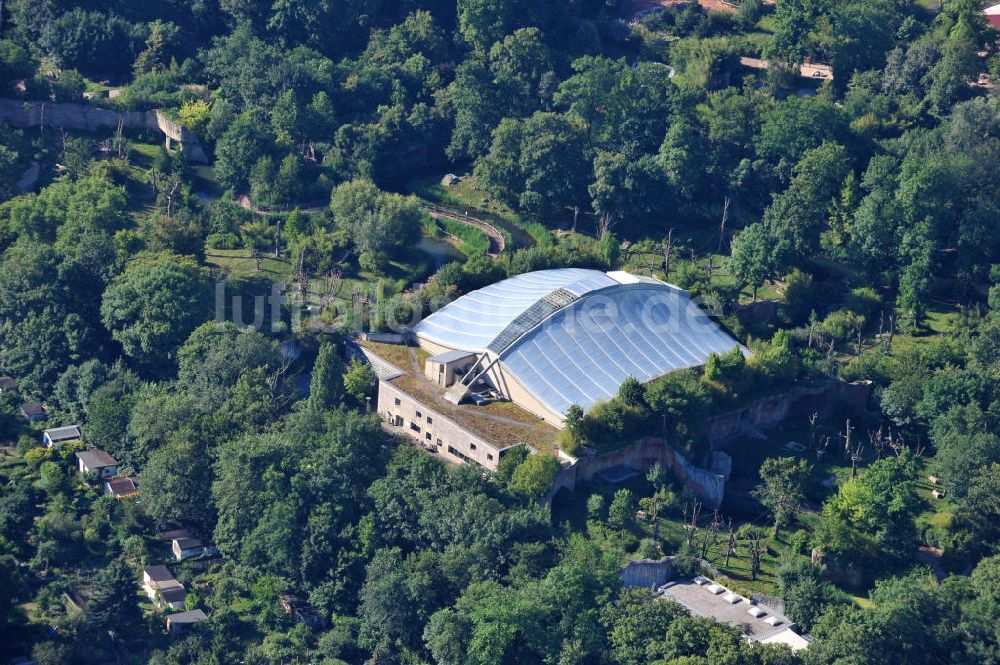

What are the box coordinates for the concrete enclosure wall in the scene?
[0,99,208,163]
[620,556,675,589]
[547,437,727,508]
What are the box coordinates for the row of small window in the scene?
[447,445,495,463]
[410,419,493,462]
[394,397,432,424]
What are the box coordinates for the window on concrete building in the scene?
[425,432,432,440]
[416,410,422,418]
[487,453,494,461]
[427,416,433,424]
[469,443,477,450]
[436,439,442,446]
[394,398,401,406]
[410,422,421,433]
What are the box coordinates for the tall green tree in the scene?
[88,557,141,642]
[754,456,811,536]
[310,343,345,410]
[101,252,211,373]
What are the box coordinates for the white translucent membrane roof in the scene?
[414,268,614,352]
[498,283,741,418]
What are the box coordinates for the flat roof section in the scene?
[427,350,476,364]
[361,340,558,452]
[659,580,796,640]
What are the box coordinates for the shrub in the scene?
[510,453,561,498]
[843,286,881,320]
[178,99,210,133]
[639,538,661,560]
[781,268,816,324]
[673,261,710,296]
[821,309,865,341]
[206,232,241,249]
[557,428,584,456]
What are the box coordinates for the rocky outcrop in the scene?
[0,99,208,163]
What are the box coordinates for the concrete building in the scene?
[76,448,119,478]
[142,565,186,611]
[43,425,82,448]
[985,3,1000,29]
[423,350,477,388]
[104,476,139,499]
[20,402,46,422]
[364,269,740,470]
[172,536,216,560]
[166,609,207,635]
[659,577,810,651]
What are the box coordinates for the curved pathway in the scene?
[425,204,506,256]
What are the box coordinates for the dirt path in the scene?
[425,204,506,256]
[238,194,327,215]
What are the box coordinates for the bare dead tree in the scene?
[114,116,126,159]
[808,412,819,452]
[869,426,886,460]
[682,499,702,548]
[163,175,181,218]
[596,211,614,238]
[841,419,863,478]
[724,518,737,567]
[718,195,730,253]
[741,526,766,581]
[265,353,299,412]
[815,435,831,462]
[663,228,673,278]
[807,310,821,349]
[566,204,580,233]
[295,246,310,302]
[273,217,283,258]
[852,325,865,357]
[319,269,343,313]
[699,510,723,559]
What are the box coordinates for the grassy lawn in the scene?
[888,303,961,355]
[755,15,777,33]
[205,248,296,280]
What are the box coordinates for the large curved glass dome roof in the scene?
[412,269,741,418]
[498,283,740,417]
[413,268,614,352]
